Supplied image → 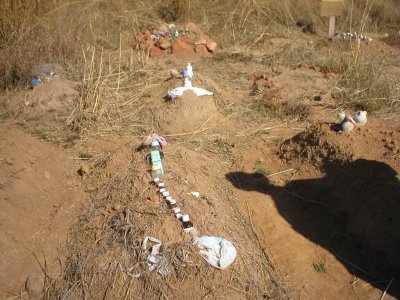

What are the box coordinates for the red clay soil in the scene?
[0,127,86,298]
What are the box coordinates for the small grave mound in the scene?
[156,90,220,135]
[280,123,356,169]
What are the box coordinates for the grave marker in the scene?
[321,0,344,37]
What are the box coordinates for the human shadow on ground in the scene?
[226,159,400,298]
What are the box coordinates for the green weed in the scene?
[313,261,328,273]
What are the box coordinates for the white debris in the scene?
[189,191,200,198]
[168,87,213,99]
[353,111,367,126]
[127,236,171,278]
[193,236,237,269]
[341,116,355,133]
[187,63,194,78]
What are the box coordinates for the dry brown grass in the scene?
[1,0,398,88]
[41,142,288,299]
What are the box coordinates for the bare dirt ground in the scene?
[0,29,399,300]
[0,127,86,298]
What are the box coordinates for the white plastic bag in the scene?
[193,236,237,269]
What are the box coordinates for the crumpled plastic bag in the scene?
[168,87,213,99]
[127,236,171,278]
[193,236,237,269]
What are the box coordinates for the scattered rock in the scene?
[132,23,217,58]
[195,38,207,45]
[172,39,191,54]
[195,44,209,55]
[140,39,154,51]
[205,37,217,52]
[180,36,194,45]
[150,46,165,58]
[158,37,171,50]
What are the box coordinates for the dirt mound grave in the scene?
[280,123,356,169]
[5,78,78,122]
[279,122,400,171]
[0,127,85,298]
[155,90,220,135]
[47,138,286,299]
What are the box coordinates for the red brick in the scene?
[158,37,171,50]
[204,36,217,52]
[172,39,191,54]
[180,36,194,45]
[149,46,165,58]
[195,44,209,55]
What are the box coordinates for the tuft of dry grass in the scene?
[321,49,399,112]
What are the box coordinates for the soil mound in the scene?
[280,123,356,169]
[280,122,400,171]
[49,140,285,299]
[156,91,220,135]
[0,127,85,297]
[5,78,78,121]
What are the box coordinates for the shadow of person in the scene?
[226,158,400,298]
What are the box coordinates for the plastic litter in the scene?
[31,78,42,87]
[193,236,237,269]
[168,87,213,99]
[189,191,200,198]
[127,236,171,278]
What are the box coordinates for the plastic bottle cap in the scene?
[162,191,170,197]
[166,196,172,201]
[151,140,160,147]
[172,207,181,214]
[182,214,189,222]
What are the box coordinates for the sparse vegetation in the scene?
[313,261,328,273]
[254,159,271,177]
[0,1,399,299]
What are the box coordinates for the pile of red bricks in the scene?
[132,23,217,58]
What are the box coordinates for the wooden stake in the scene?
[328,15,336,37]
